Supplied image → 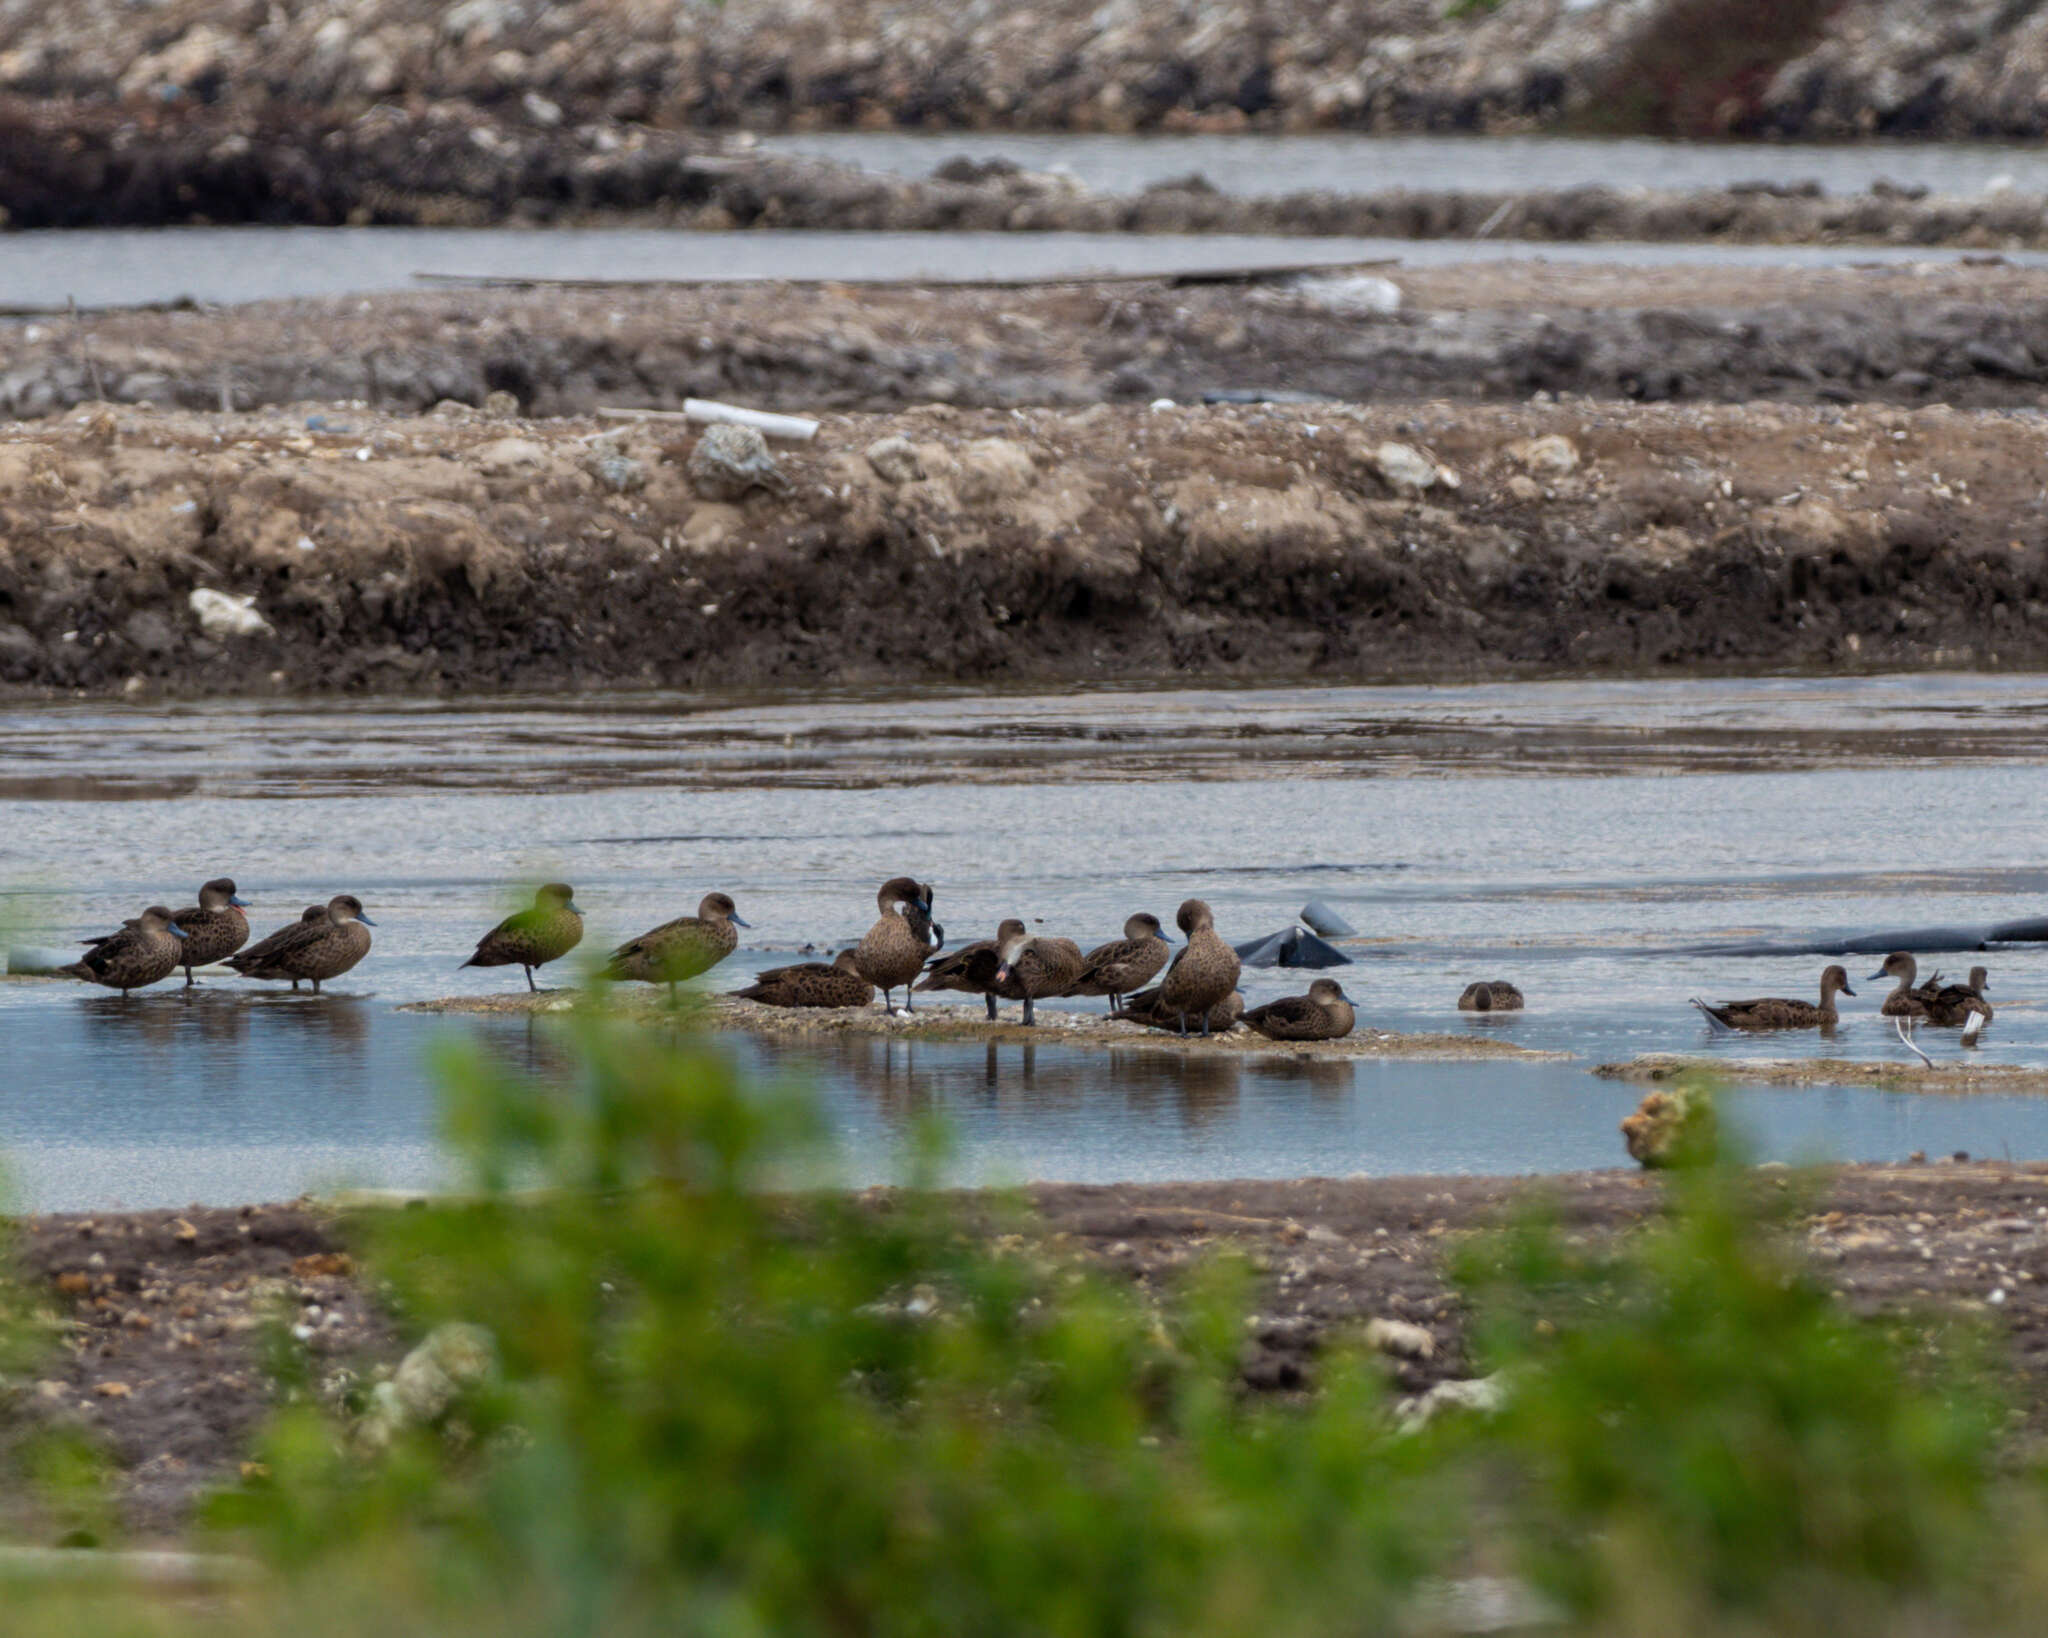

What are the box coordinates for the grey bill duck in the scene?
[166,877,249,985]
[1457,981,1524,1012]
[1157,899,1242,1036]
[992,927,1085,1027]
[1867,952,1937,1019]
[853,876,938,1012]
[1243,978,1357,1042]
[63,906,188,995]
[914,918,1026,1020]
[1068,913,1173,1013]
[228,894,376,993]
[1121,985,1244,1035]
[1692,964,1855,1031]
[604,892,749,995]
[1922,964,1993,1029]
[463,883,585,992]
[733,949,875,1010]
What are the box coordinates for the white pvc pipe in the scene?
[684,398,819,442]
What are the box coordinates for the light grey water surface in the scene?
[4,673,2048,1209]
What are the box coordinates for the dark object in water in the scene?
[1233,926,1353,968]
[1675,916,2048,959]
[1458,981,1524,1012]
[1297,900,1356,938]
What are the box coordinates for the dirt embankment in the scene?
[2,0,2047,141]
[3,395,2047,698]
[15,98,2048,242]
[12,262,2048,426]
[18,1160,2048,1532]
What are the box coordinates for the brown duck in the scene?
[228,894,376,993]
[1156,899,1242,1036]
[1457,981,1524,1013]
[62,906,188,995]
[853,877,938,1012]
[463,883,585,992]
[1244,979,1356,1042]
[1867,952,1940,1019]
[914,918,1026,1020]
[165,877,249,985]
[734,949,874,1010]
[1068,913,1173,1013]
[1921,964,1993,1029]
[604,892,749,994]
[1692,965,1855,1031]
[1121,985,1244,1035]
[992,926,1085,1027]
[233,906,326,982]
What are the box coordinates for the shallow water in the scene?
[759,131,2048,203]
[4,225,2045,311]
[5,673,2048,1209]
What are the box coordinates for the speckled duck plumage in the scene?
[228,894,375,993]
[167,877,249,983]
[604,892,747,991]
[63,905,188,995]
[464,883,584,991]
[1068,913,1173,1011]
[1692,964,1855,1031]
[734,949,875,1010]
[854,877,939,1010]
[1243,979,1356,1042]
[1156,899,1241,1035]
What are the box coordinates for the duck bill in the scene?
[356,913,379,927]
[568,903,586,917]
[729,914,753,929]
[167,923,189,940]
[1839,984,1856,997]
[230,895,249,908]
[1864,969,1886,982]
[994,965,1011,985]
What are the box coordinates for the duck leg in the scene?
[1176,1012,1188,1036]
[1022,996,1035,1027]
[311,978,322,995]
[183,961,196,987]
[984,994,997,1021]
[524,966,537,994]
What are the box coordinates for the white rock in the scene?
[1288,272,1403,315]
[1396,1373,1506,1431]
[865,435,925,484]
[1506,434,1580,476]
[390,1322,497,1425]
[472,436,550,476]
[187,588,272,639]
[1363,1317,1436,1361]
[1370,441,1444,495]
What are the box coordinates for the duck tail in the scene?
[1690,998,1734,1033]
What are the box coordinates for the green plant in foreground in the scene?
[213,1019,1442,1637]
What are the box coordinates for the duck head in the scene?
[1308,978,1351,1006]
[833,949,864,975]
[698,891,749,928]
[140,905,188,940]
[1820,964,1855,1000]
[1125,912,1173,945]
[992,918,1031,984]
[539,882,583,915]
[1867,951,1916,985]
[1175,899,1215,937]
[200,877,248,911]
[1969,966,1990,992]
[329,894,377,928]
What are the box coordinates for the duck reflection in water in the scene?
[1105,1049,1245,1128]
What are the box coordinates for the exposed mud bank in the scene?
[16,99,2048,242]
[6,0,2048,141]
[4,397,2048,698]
[1598,1053,2048,1097]
[13,261,2048,427]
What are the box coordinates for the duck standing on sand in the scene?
[166,878,249,986]
[992,926,1085,1027]
[604,892,749,996]
[1068,913,1173,1014]
[233,906,327,984]
[1867,952,1935,1019]
[853,877,939,1013]
[228,894,377,994]
[1692,965,1855,1032]
[62,906,188,995]
[1244,978,1356,1042]
[914,918,1025,1020]
[1458,981,1523,1013]
[1120,985,1244,1035]
[463,884,585,992]
[734,950,874,1010]
[1157,899,1242,1036]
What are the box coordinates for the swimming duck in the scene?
[1867,952,1938,1019]
[165,878,249,985]
[992,926,1085,1027]
[1920,964,1993,1029]
[1243,978,1356,1042]
[604,892,749,994]
[853,876,938,1012]
[1458,981,1524,1012]
[228,894,376,993]
[1692,965,1855,1031]
[62,906,187,995]
[462,883,585,992]
[914,918,1026,1020]
[1068,913,1173,1013]
[1121,985,1244,1035]
[733,949,875,1010]
[1156,899,1242,1036]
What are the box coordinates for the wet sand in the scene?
[1599,1053,2048,1096]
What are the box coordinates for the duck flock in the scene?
[57,875,1993,1045]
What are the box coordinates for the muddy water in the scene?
[6,673,2048,1208]
[757,131,2048,203]
[7,225,2048,311]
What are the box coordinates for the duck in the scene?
[1691,964,1855,1031]
[1921,964,1993,1029]
[232,906,327,983]
[228,894,376,993]
[733,949,874,1010]
[165,877,249,985]
[853,877,939,1012]
[603,892,749,994]
[1867,952,1936,1019]
[914,918,1026,1020]
[1156,899,1242,1036]
[1458,981,1524,1012]
[462,883,585,992]
[992,926,1085,1027]
[1120,985,1244,1035]
[1243,979,1356,1042]
[1068,913,1174,1013]
[62,906,187,995]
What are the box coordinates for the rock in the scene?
[1620,1084,1717,1169]
[427,399,476,420]
[472,437,550,476]
[1506,434,1580,475]
[390,1322,496,1423]
[187,588,272,639]
[590,452,647,493]
[1287,272,1403,315]
[121,609,179,656]
[1363,1317,1435,1361]
[954,437,1037,504]
[1365,440,1450,496]
[688,423,790,502]
[1396,1373,1506,1430]
[481,390,521,419]
[865,435,925,484]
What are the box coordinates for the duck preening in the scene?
[464,884,585,992]
[168,878,249,985]
[992,927,1084,1028]
[1068,913,1173,1013]
[1243,979,1356,1042]
[1915,962,1994,1031]
[914,918,1026,1020]
[1692,964,1855,1032]
[1155,899,1241,1036]
[853,877,937,1012]
[1457,981,1523,1013]
[733,949,874,1010]
[63,906,188,995]
[604,892,748,995]
[227,895,376,993]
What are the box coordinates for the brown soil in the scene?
[20,1161,2048,1535]
[4,393,2048,698]
[1599,1054,2048,1096]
